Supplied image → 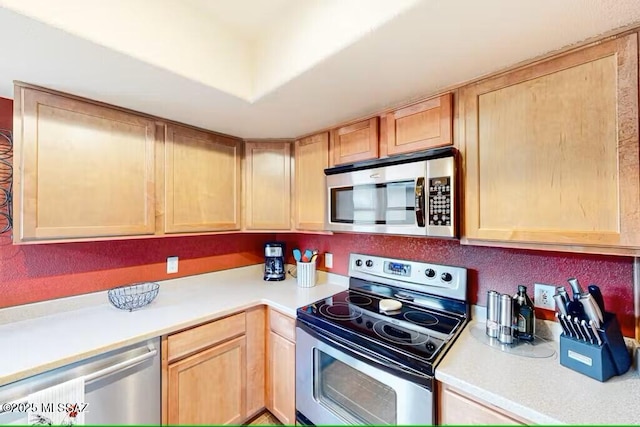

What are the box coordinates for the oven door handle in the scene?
[297,320,433,389]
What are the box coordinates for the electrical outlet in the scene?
[167,256,179,274]
[325,252,333,269]
[534,283,556,311]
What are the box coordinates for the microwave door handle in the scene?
[415,177,425,227]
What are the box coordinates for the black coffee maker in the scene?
[264,242,286,281]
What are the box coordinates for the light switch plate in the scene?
[325,252,333,269]
[167,256,179,274]
[534,283,556,311]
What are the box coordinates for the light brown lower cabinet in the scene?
[438,382,532,425]
[163,312,249,425]
[267,309,296,425]
[162,307,295,425]
[167,336,246,425]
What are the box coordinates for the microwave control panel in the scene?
[428,176,451,226]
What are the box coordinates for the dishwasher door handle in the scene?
[0,344,158,413]
[85,344,157,385]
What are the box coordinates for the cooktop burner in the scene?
[318,302,363,321]
[345,294,373,306]
[372,320,431,346]
[404,310,438,327]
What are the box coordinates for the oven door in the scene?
[296,323,433,425]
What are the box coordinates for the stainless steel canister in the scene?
[486,290,500,338]
[498,294,514,344]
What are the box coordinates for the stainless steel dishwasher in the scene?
[0,337,160,425]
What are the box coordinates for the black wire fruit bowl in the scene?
[108,282,160,311]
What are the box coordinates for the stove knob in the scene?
[425,268,436,278]
[365,321,373,329]
[355,259,363,267]
[441,272,453,282]
[365,259,373,267]
[356,317,363,324]
[426,342,436,353]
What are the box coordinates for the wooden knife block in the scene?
[559,312,631,382]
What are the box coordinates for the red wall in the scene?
[2,97,636,336]
[276,233,635,336]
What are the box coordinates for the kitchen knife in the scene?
[564,315,578,338]
[587,284,606,314]
[581,319,595,345]
[566,298,585,320]
[555,312,570,336]
[573,316,586,341]
[567,278,585,301]
[553,293,568,316]
[556,286,569,302]
[589,320,603,346]
[580,293,603,326]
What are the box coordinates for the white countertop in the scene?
[0,265,347,387]
[436,318,640,425]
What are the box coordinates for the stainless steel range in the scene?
[296,253,468,425]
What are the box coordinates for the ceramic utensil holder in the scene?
[296,261,317,288]
[559,312,631,382]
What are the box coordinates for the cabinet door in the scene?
[461,33,639,249]
[385,93,453,156]
[438,383,527,425]
[164,124,241,233]
[294,132,329,230]
[329,117,379,166]
[243,141,291,230]
[268,331,295,425]
[167,336,246,425]
[14,87,156,241]
[245,306,266,419]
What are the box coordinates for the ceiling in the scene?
[0,0,639,138]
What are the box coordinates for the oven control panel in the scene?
[348,253,467,302]
[383,261,411,277]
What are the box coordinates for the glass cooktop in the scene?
[297,289,463,363]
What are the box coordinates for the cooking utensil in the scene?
[567,277,585,301]
[572,316,586,341]
[581,319,595,345]
[587,284,605,313]
[566,298,584,320]
[304,249,313,260]
[553,293,568,316]
[580,293,603,326]
[556,286,569,302]
[589,320,603,346]
[555,312,570,336]
[293,249,302,262]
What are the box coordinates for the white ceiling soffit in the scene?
[0,1,639,138]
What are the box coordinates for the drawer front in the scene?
[269,309,295,342]
[168,312,246,362]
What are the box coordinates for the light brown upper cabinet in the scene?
[243,141,291,230]
[13,85,156,242]
[329,117,379,166]
[294,132,329,230]
[163,124,241,233]
[385,93,453,156]
[460,33,640,253]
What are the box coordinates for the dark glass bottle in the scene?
[513,285,536,341]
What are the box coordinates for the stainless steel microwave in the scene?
[325,147,457,237]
